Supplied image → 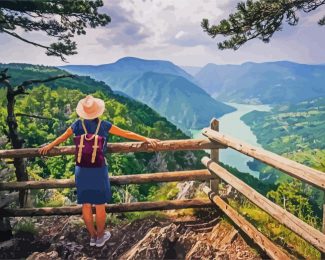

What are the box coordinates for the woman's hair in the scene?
[82,117,99,121]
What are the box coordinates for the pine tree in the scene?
[0,0,110,61]
[202,0,325,50]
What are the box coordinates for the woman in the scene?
[39,95,160,247]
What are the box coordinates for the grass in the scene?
[35,189,66,207]
[122,211,167,222]
[13,219,39,236]
[147,182,180,201]
[228,198,320,259]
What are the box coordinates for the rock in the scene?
[26,250,60,260]
[176,181,196,199]
[1,215,264,259]
[0,238,17,251]
[120,223,179,260]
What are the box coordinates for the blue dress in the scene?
[70,118,113,205]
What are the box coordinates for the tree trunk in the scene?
[6,82,30,208]
[0,217,12,242]
[0,71,75,207]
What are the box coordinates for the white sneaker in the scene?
[90,236,96,246]
[96,231,111,247]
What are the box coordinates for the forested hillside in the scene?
[240,97,325,223]
[241,97,325,182]
[195,61,325,104]
[0,64,208,206]
[62,57,235,131]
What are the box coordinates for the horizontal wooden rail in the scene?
[203,186,290,260]
[0,169,214,191]
[201,156,325,253]
[0,199,214,217]
[202,128,325,190]
[0,138,226,159]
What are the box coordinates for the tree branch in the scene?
[0,1,110,61]
[202,0,325,50]
[15,113,54,121]
[0,28,66,61]
[14,74,77,95]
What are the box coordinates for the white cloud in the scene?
[175,31,186,40]
[0,0,324,67]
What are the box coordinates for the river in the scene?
[190,103,271,178]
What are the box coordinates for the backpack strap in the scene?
[77,134,85,163]
[91,135,99,163]
[82,119,102,141]
[81,119,88,134]
[91,120,102,163]
[94,119,102,135]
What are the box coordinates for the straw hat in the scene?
[76,95,105,119]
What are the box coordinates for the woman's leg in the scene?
[95,204,106,238]
[82,203,97,237]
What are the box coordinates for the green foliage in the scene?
[123,211,166,222]
[0,1,110,61]
[35,188,66,208]
[220,162,278,196]
[229,198,320,259]
[0,64,114,96]
[241,98,325,180]
[241,97,325,219]
[202,0,325,50]
[147,182,180,201]
[13,219,39,236]
[0,64,208,206]
[267,180,321,226]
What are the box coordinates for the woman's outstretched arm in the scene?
[109,125,160,148]
[39,127,73,155]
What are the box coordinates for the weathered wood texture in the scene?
[320,196,325,259]
[0,169,215,191]
[201,156,325,253]
[0,192,19,208]
[209,118,220,194]
[203,186,290,260]
[0,199,214,216]
[0,139,226,159]
[202,128,325,190]
[323,194,325,235]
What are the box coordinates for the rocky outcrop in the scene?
[1,213,262,260]
[27,251,61,260]
[119,218,261,260]
[120,223,178,259]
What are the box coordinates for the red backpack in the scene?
[73,119,105,167]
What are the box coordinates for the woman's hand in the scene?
[144,138,161,149]
[38,143,54,155]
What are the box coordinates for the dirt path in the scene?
[0,210,265,259]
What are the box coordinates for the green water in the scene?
[190,102,271,178]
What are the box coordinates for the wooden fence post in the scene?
[320,194,325,259]
[209,118,220,194]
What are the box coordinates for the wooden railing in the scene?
[200,120,325,259]
[0,118,324,259]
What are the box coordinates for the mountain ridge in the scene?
[195,61,325,104]
[61,57,235,131]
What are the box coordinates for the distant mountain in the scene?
[62,56,195,84]
[61,57,235,130]
[181,66,202,76]
[122,71,235,129]
[195,61,325,104]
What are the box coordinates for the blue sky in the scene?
[0,0,324,67]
